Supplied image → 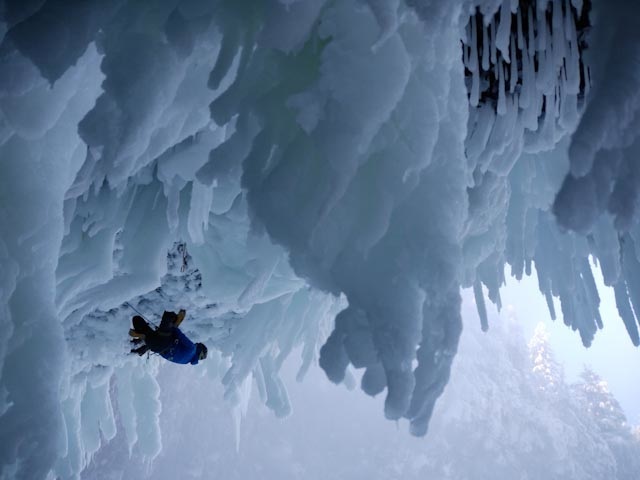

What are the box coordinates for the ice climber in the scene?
[129,309,208,365]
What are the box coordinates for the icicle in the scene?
[471,56,481,107]
[564,0,580,94]
[527,5,536,59]
[505,92,519,142]
[567,41,578,80]
[552,0,564,34]
[520,42,532,109]
[538,93,556,145]
[537,6,547,52]
[482,21,490,71]
[463,46,469,70]
[469,14,479,73]
[536,47,546,92]
[469,15,481,107]
[498,61,507,115]
[496,0,512,63]
[620,237,640,334]
[517,6,524,51]
[584,64,591,97]
[535,84,544,118]
[564,0,574,42]
[614,281,640,346]
[543,36,556,94]
[580,259,602,328]
[545,290,557,320]
[474,280,489,332]
[490,18,498,65]
[537,33,555,95]
[552,0,565,68]
[523,67,540,131]
[464,18,471,47]
[595,309,603,330]
[510,32,518,93]
[463,20,471,70]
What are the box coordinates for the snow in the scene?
[1,0,640,478]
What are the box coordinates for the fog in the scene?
[81,291,640,479]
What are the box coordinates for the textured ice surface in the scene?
[1,0,640,478]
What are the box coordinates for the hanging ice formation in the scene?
[463,0,591,165]
[461,0,640,356]
[2,1,640,478]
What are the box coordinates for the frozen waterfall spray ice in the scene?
[3,1,640,479]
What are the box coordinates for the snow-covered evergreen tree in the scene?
[576,367,627,434]
[573,367,640,479]
[528,322,564,395]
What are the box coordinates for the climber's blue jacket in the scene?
[160,327,200,365]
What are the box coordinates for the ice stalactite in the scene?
[462,0,591,150]
[546,1,640,351]
[461,0,603,342]
[237,1,469,436]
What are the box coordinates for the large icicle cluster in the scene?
[459,0,606,347]
[2,0,640,478]
[235,3,469,435]
[552,0,640,349]
[463,0,590,121]
[464,0,591,175]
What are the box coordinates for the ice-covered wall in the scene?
[2,0,640,478]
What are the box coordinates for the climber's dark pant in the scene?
[131,312,178,355]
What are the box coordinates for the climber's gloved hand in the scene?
[175,309,186,327]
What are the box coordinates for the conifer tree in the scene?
[575,367,627,435]
[573,366,640,479]
[528,323,563,395]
